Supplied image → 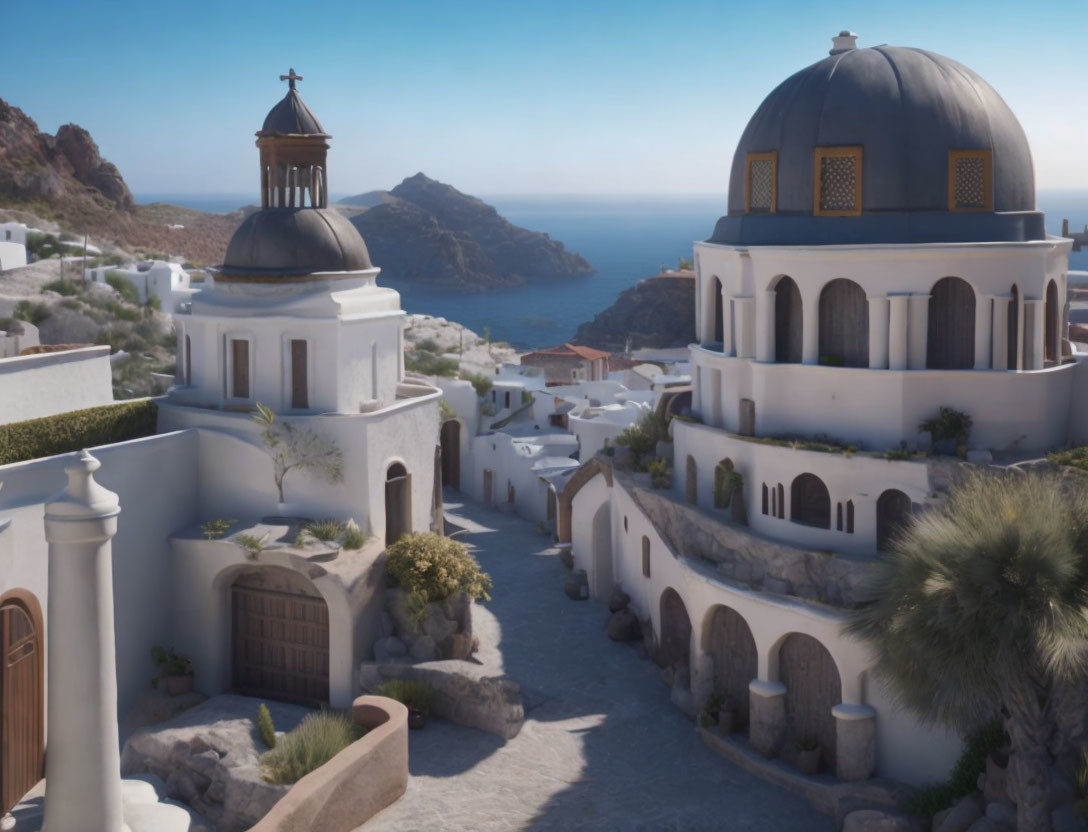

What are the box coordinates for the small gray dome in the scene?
[259,88,329,137]
[712,44,1044,246]
[220,208,371,279]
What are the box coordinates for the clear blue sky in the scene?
[3,0,1086,197]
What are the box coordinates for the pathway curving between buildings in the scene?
[358,495,834,831]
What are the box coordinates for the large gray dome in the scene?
[711,42,1044,246]
[219,208,372,279]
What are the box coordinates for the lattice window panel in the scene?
[953,155,985,210]
[748,159,774,212]
[819,155,857,212]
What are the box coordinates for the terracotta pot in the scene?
[718,708,738,735]
[162,673,193,696]
[408,710,427,730]
[796,747,821,775]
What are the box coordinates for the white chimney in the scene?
[830,30,859,55]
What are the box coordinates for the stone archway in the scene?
[231,567,330,706]
[791,473,830,529]
[877,488,912,552]
[774,276,803,364]
[385,462,412,545]
[440,420,461,490]
[590,502,613,599]
[703,605,757,724]
[818,278,868,367]
[778,633,842,770]
[658,588,692,672]
[0,589,44,814]
[928,277,976,369]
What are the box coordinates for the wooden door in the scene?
[658,588,692,671]
[385,464,411,546]
[290,339,308,409]
[231,583,329,706]
[927,277,975,369]
[818,279,868,367]
[440,420,461,490]
[877,489,912,552]
[774,277,803,363]
[779,634,841,769]
[706,606,757,723]
[1,596,44,814]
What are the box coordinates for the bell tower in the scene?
[256,68,331,209]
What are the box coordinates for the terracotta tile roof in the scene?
[524,342,610,361]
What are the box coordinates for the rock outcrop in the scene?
[572,273,695,351]
[346,173,593,290]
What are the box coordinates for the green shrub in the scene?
[200,518,237,540]
[460,371,493,397]
[375,679,434,714]
[150,645,192,688]
[235,533,267,560]
[385,533,493,602]
[919,406,973,443]
[648,456,670,488]
[1048,445,1088,474]
[884,447,911,460]
[416,338,439,353]
[616,409,667,456]
[255,703,276,749]
[904,720,1006,817]
[105,272,141,305]
[0,400,158,466]
[405,350,458,377]
[342,518,366,549]
[42,279,80,296]
[259,711,364,784]
[0,316,24,335]
[13,300,50,325]
[304,518,344,543]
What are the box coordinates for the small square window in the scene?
[813,147,862,216]
[745,151,777,213]
[948,149,993,212]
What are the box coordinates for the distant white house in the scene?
[0,320,39,359]
[84,260,195,311]
[0,222,28,271]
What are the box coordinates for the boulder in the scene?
[933,794,984,832]
[763,576,791,595]
[439,631,475,660]
[420,605,459,645]
[841,809,916,832]
[964,818,1008,832]
[564,569,589,601]
[607,609,641,641]
[373,636,407,663]
[410,635,438,662]
[1052,803,1088,832]
[984,801,1016,828]
[608,586,630,613]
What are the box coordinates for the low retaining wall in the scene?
[250,696,409,832]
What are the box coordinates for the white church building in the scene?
[562,33,1088,788]
[0,71,440,817]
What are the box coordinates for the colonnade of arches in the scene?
[705,273,1065,371]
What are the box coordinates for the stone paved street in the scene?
[358,496,834,832]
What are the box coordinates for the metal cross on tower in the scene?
[279,68,303,90]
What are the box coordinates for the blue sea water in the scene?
[135,190,1088,350]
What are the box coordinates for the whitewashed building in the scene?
[562,33,1088,788]
[85,260,194,310]
[0,222,28,271]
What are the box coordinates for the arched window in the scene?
[774,276,803,363]
[385,463,411,545]
[714,458,736,509]
[818,279,868,367]
[1007,284,1020,370]
[642,536,651,578]
[927,277,975,369]
[686,455,697,505]
[658,588,692,672]
[713,276,724,346]
[790,473,830,529]
[1045,279,1059,365]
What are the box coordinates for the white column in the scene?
[991,295,1011,370]
[756,290,775,362]
[802,290,819,365]
[888,295,909,371]
[722,296,735,357]
[908,294,930,370]
[867,296,890,369]
[734,297,754,359]
[43,451,125,832]
[974,295,993,369]
[1024,299,1044,371]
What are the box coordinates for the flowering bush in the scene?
[385,533,492,602]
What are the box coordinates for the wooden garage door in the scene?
[1,598,44,814]
[232,585,329,706]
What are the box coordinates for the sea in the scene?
[134,191,1088,350]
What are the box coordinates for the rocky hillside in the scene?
[0,96,236,264]
[344,173,593,290]
[572,273,695,351]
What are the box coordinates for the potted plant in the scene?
[151,645,194,696]
[718,698,740,735]
[795,737,821,775]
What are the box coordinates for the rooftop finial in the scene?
[279,67,303,90]
[830,31,859,55]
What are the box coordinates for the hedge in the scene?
[0,400,158,466]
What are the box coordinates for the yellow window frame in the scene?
[745,151,777,214]
[948,149,993,212]
[813,146,863,217]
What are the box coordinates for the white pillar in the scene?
[42,451,125,832]
[1024,299,1044,371]
[908,294,930,370]
[757,290,775,362]
[974,295,993,370]
[888,295,909,371]
[992,295,1011,371]
[802,290,819,365]
[734,297,754,359]
[867,296,890,369]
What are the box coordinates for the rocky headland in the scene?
[572,270,695,351]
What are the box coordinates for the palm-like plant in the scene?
[848,470,1088,832]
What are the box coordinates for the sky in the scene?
[2,0,1087,198]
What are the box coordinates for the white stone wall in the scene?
[569,470,962,785]
[0,346,114,426]
[0,241,28,271]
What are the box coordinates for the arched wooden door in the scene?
[385,462,412,545]
[774,276,803,363]
[658,588,692,672]
[779,633,841,769]
[818,279,868,367]
[876,489,912,552]
[440,420,461,490]
[1,592,45,814]
[927,277,975,369]
[231,568,329,706]
[705,606,757,724]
